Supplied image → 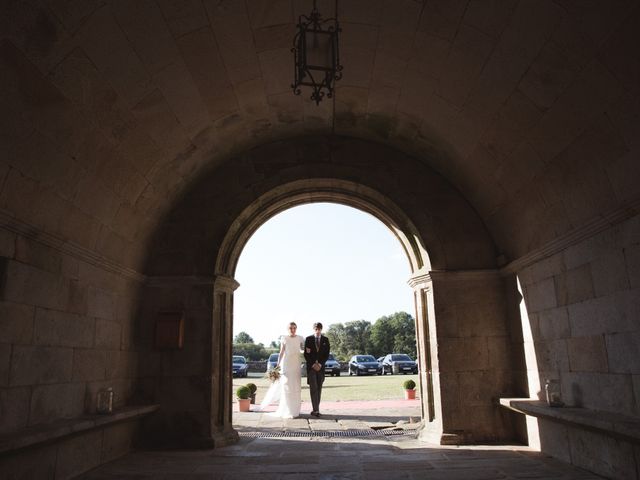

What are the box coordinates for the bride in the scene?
[256,322,304,418]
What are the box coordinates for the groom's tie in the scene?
[315,336,320,350]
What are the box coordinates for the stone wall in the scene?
[0,420,138,480]
[517,213,640,477]
[424,272,519,443]
[0,227,142,475]
[135,279,239,449]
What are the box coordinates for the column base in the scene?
[211,427,239,448]
[418,424,469,445]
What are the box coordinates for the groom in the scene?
[304,322,330,417]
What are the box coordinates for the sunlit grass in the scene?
[233,372,420,403]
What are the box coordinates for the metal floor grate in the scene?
[239,429,417,438]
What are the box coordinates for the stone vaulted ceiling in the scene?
[1,0,639,270]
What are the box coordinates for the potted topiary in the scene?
[403,379,416,400]
[236,385,251,412]
[246,383,257,404]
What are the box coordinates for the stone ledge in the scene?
[0,210,146,283]
[499,398,640,443]
[0,404,159,455]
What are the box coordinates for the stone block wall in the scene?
[0,420,138,480]
[517,214,640,477]
[135,281,217,448]
[427,272,519,443]
[0,228,141,442]
[518,214,639,416]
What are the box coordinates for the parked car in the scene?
[232,355,248,377]
[324,354,341,376]
[381,354,418,375]
[266,353,279,371]
[348,355,382,376]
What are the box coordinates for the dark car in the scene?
[381,354,418,375]
[232,355,248,377]
[348,355,382,376]
[324,354,341,376]
[266,353,279,371]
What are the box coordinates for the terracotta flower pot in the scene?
[238,398,251,412]
[404,389,416,400]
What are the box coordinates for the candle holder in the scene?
[545,379,564,407]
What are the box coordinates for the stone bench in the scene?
[0,404,159,455]
[499,398,640,443]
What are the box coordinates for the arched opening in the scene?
[230,200,421,424]
[213,179,435,437]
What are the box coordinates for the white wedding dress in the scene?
[256,334,304,418]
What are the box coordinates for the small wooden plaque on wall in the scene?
[155,311,185,349]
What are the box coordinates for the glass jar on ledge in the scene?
[96,387,114,414]
[545,379,564,407]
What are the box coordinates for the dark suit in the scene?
[304,334,330,414]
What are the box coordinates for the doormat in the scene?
[238,428,417,438]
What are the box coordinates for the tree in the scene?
[326,323,347,360]
[233,342,268,361]
[390,312,417,357]
[369,312,416,358]
[234,331,254,344]
[326,320,372,360]
[269,340,280,349]
[369,315,394,357]
[343,320,372,356]
[326,312,416,361]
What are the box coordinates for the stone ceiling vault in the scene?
[1,0,639,271]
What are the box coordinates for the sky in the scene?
[233,202,414,346]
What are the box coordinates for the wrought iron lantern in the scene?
[291,0,342,105]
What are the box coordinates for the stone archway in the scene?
[212,178,432,434]
[139,136,518,449]
[215,178,431,277]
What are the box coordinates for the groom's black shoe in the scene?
[310,411,319,417]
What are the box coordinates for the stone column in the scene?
[409,273,442,440]
[210,274,240,447]
[411,270,517,444]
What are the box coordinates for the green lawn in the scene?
[233,372,420,403]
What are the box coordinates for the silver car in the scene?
[266,353,279,371]
[324,354,341,376]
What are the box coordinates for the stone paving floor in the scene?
[79,402,603,480]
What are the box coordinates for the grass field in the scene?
[233,372,420,403]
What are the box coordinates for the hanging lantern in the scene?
[291,0,343,105]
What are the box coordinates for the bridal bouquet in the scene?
[266,366,281,383]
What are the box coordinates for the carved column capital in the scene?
[214,274,240,292]
[408,269,500,289]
